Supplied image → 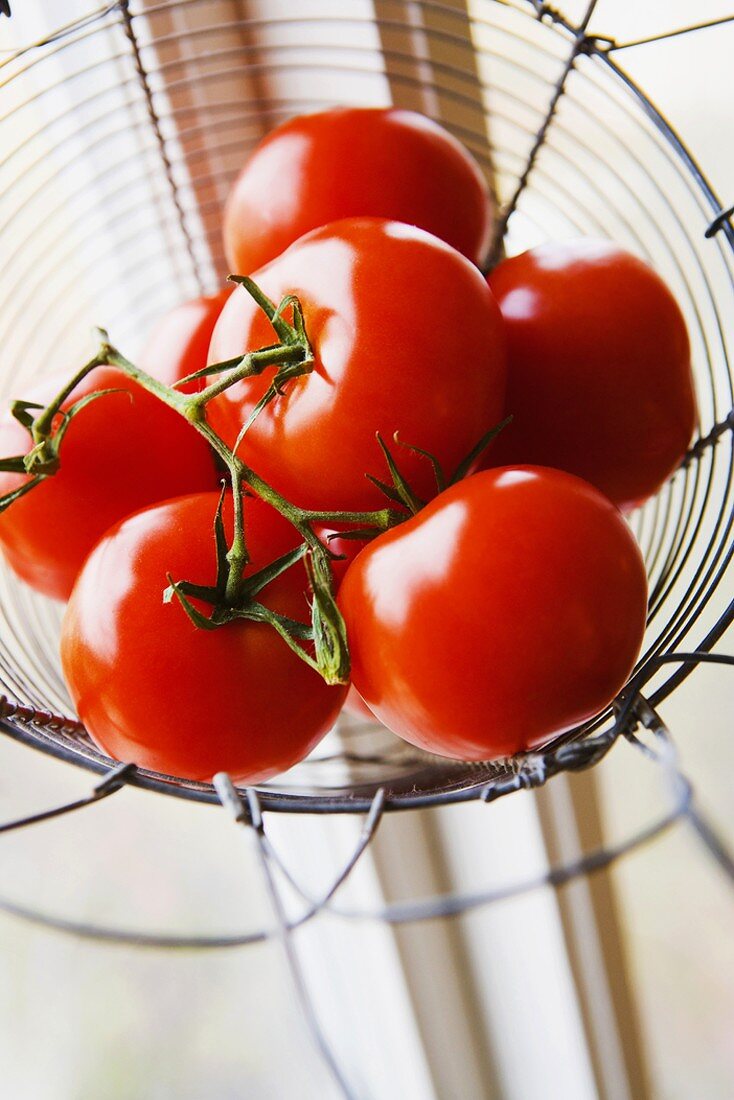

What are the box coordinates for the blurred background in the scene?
[0,1,732,1097]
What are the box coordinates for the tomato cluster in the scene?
[0,107,697,785]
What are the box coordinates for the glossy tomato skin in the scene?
[209,218,507,512]
[339,467,648,760]
[139,288,231,392]
[61,492,346,782]
[223,108,492,273]
[484,240,697,509]
[0,368,219,600]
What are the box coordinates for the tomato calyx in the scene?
[163,489,353,680]
[0,386,129,512]
[366,415,513,513]
[367,433,426,515]
[174,276,315,440]
[163,484,325,668]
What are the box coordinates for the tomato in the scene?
[61,492,346,782]
[0,368,219,599]
[138,288,231,392]
[338,467,648,760]
[208,218,507,512]
[223,108,492,274]
[484,240,697,509]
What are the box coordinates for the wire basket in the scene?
[0,0,731,814]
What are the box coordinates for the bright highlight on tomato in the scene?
[339,466,648,760]
[208,218,507,512]
[223,107,493,273]
[61,492,347,782]
[484,239,697,509]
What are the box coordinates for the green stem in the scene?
[173,351,276,389]
[190,419,392,545]
[31,350,111,441]
[99,337,190,416]
[228,275,298,344]
[225,463,249,604]
[96,332,395,551]
[238,603,322,675]
[193,343,304,407]
[302,507,396,529]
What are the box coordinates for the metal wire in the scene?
[0,0,731,815]
[0,651,730,943]
[0,655,731,1100]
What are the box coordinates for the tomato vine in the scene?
[0,275,509,686]
[0,277,403,685]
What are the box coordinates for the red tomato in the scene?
[484,240,697,509]
[208,218,507,512]
[61,492,346,782]
[223,108,492,273]
[138,288,231,392]
[0,368,219,599]
[338,467,648,760]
